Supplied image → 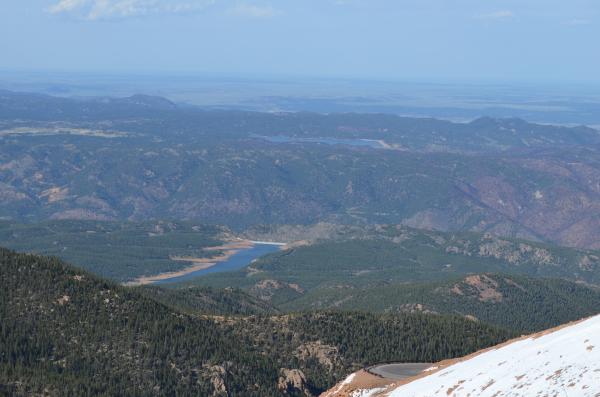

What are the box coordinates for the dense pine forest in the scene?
[0,247,512,396]
[0,220,227,281]
[281,274,600,333]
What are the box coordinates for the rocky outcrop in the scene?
[202,364,229,396]
[451,275,504,303]
[250,279,305,301]
[278,368,312,396]
[294,341,340,370]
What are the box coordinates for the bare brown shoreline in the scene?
[124,239,284,286]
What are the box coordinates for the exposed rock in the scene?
[39,187,69,203]
[202,364,229,396]
[295,341,339,370]
[452,275,503,303]
[395,303,437,315]
[578,254,600,271]
[0,182,30,202]
[402,209,451,231]
[278,368,312,396]
[251,279,305,301]
[0,155,36,177]
[56,295,70,305]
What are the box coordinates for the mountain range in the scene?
[3,91,600,248]
[3,90,600,395]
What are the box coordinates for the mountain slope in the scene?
[4,91,600,248]
[283,273,600,333]
[389,315,600,396]
[0,247,512,396]
[0,248,282,396]
[138,285,278,316]
[0,220,227,281]
[324,315,600,397]
[192,225,600,290]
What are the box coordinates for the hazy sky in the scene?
[1,0,598,83]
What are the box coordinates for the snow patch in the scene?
[341,373,356,386]
[329,373,356,395]
[350,387,386,397]
[389,315,600,396]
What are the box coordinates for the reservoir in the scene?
[256,135,387,149]
[154,242,282,284]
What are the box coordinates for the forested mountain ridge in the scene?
[139,285,278,316]
[4,219,600,286]
[282,273,600,333]
[187,224,600,297]
[3,91,600,248]
[183,225,600,333]
[2,90,598,151]
[2,219,599,334]
[0,220,229,281]
[0,247,512,396]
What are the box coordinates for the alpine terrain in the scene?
[323,315,600,397]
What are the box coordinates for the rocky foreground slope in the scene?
[324,315,600,397]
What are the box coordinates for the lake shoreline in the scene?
[124,239,285,286]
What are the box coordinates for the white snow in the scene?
[328,373,357,396]
[341,373,356,386]
[350,387,386,397]
[389,315,600,396]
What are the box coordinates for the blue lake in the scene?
[154,243,282,284]
[257,135,386,149]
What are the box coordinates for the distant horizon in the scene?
[3,68,600,88]
[2,1,599,84]
[3,71,600,127]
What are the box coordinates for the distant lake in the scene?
[256,135,387,149]
[154,243,281,284]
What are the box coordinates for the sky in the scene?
[0,0,599,83]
